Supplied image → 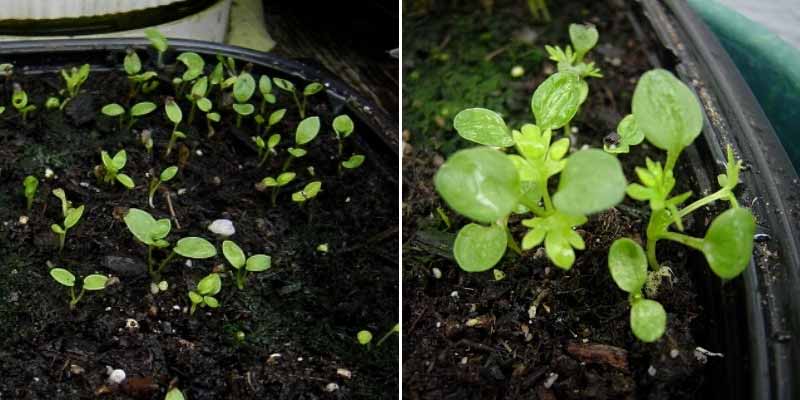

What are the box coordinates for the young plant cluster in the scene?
[435,25,756,343]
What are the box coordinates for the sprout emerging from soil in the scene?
[123,208,217,280]
[283,116,320,171]
[49,267,108,310]
[273,77,324,119]
[291,181,322,204]
[124,49,159,98]
[435,71,625,272]
[60,64,90,100]
[164,97,186,157]
[357,330,373,346]
[148,166,178,208]
[233,71,256,128]
[165,387,185,400]
[376,323,400,347]
[51,189,85,253]
[187,76,212,125]
[12,84,36,123]
[222,240,272,290]
[144,28,168,68]
[545,23,602,79]
[188,273,222,315]
[23,175,38,210]
[262,108,286,136]
[254,133,281,167]
[101,101,156,131]
[97,149,135,189]
[332,114,366,173]
[45,97,61,110]
[260,171,296,206]
[258,75,276,114]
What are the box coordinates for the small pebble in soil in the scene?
[336,368,352,379]
[510,65,525,78]
[670,349,680,358]
[177,188,187,195]
[431,268,442,279]
[185,260,193,267]
[460,357,468,364]
[107,368,126,385]
[450,291,459,300]
[324,383,339,392]
[18,215,28,225]
[172,305,181,311]
[543,372,558,389]
[125,319,139,331]
[44,168,54,179]
[345,197,351,203]
[268,353,282,364]
[148,305,158,318]
[297,357,303,362]
[208,219,235,237]
[195,149,203,156]
[212,176,222,186]
[79,181,89,188]
[317,243,329,253]
[648,365,657,376]
[70,364,85,375]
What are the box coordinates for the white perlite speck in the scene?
[324,383,339,392]
[432,268,442,279]
[107,368,126,384]
[208,219,235,237]
[543,372,558,389]
[648,365,657,376]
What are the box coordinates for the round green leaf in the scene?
[234,72,256,103]
[112,150,127,170]
[233,103,255,116]
[144,28,167,52]
[83,274,108,291]
[259,75,272,95]
[50,268,75,287]
[124,208,167,245]
[246,254,271,272]
[160,166,178,182]
[608,238,647,293]
[434,147,520,224]
[102,103,124,117]
[267,134,281,148]
[303,181,322,198]
[453,108,513,147]
[124,51,141,75]
[191,76,208,99]
[453,223,507,272]
[197,273,221,295]
[222,240,246,269]
[207,112,221,122]
[357,330,373,345]
[188,291,203,304]
[296,116,320,145]
[553,149,626,215]
[333,114,354,137]
[702,207,755,279]
[632,69,703,153]
[531,72,585,130]
[277,172,296,185]
[176,52,205,81]
[630,299,666,343]
[174,237,217,259]
[131,101,156,117]
[287,147,307,158]
[64,205,85,229]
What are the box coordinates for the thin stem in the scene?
[258,151,271,167]
[236,114,242,128]
[156,251,177,276]
[282,155,294,172]
[165,131,177,157]
[665,149,681,173]
[58,232,66,253]
[270,187,280,207]
[678,190,728,219]
[236,271,245,290]
[540,181,554,212]
[660,231,704,251]
[646,238,660,271]
[376,328,397,347]
[301,96,307,119]
[292,92,303,118]
[147,246,154,275]
[564,121,571,136]
[188,102,196,125]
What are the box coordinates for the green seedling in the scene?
[188,273,221,315]
[208,61,225,98]
[283,116,320,171]
[222,240,272,290]
[101,101,156,131]
[124,208,217,280]
[291,181,322,204]
[12,83,36,123]
[124,49,159,98]
[45,97,61,110]
[545,23,602,80]
[141,130,154,154]
[145,28,168,68]
[96,149,135,189]
[51,196,84,253]
[527,0,550,22]
[186,76,213,124]
[603,114,645,154]
[261,172,296,206]
[23,175,38,210]
[49,268,108,310]
[60,64,90,100]
[341,154,365,170]
[357,330,373,346]
[233,72,256,127]
[376,323,400,347]
[435,71,626,272]
[254,133,281,167]
[165,388,185,400]
[177,52,205,82]
[206,111,221,137]
[148,166,178,208]
[261,108,286,136]
[332,114,365,173]
[164,97,186,157]
[258,75,276,114]
[273,78,323,118]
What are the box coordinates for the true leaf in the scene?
[608,238,648,293]
[453,223,507,272]
[453,108,513,147]
[553,149,626,216]
[531,72,585,130]
[569,23,599,59]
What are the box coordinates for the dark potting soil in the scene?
[403,1,730,399]
[0,55,398,399]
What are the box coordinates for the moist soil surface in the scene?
[0,52,398,399]
[403,1,730,399]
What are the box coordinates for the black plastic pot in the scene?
[632,1,800,399]
[0,38,398,172]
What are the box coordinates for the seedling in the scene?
[12,83,36,123]
[341,154,365,170]
[101,101,157,131]
[233,72,256,127]
[222,240,272,289]
[273,77,323,118]
[357,330,373,346]
[165,388,185,400]
[60,64,90,100]
[164,97,186,157]
[124,50,159,98]
[261,172,296,206]
[283,116,320,171]
[206,111,221,137]
[332,114,354,158]
[603,114,644,154]
[188,273,221,315]
[45,97,61,110]
[376,323,400,347]
[49,268,108,310]
[186,76,212,124]
[23,175,38,210]
[545,23,602,80]
[148,166,178,208]
[96,149,135,189]
[141,130,154,154]
[123,208,217,280]
[145,28,168,68]
[254,133,281,167]
[258,75,276,114]
[51,197,84,253]
[435,71,626,272]
[262,108,286,136]
[291,181,322,204]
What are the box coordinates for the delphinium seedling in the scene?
[101,101,157,131]
[188,273,221,315]
[260,108,286,136]
[273,77,323,119]
[51,189,85,253]
[148,166,178,208]
[332,114,366,173]
[60,64,90,103]
[435,71,626,272]
[222,240,271,290]
[260,172,296,206]
[96,149,135,189]
[186,76,213,125]
[291,181,322,204]
[258,75,277,115]
[283,116,320,171]
[12,83,36,123]
[232,72,256,128]
[607,69,756,342]
[174,52,205,97]
[545,24,602,80]
[23,175,38,211]
[145,28,168,68]
[124,208,217,280]
[164,97,186,157]
[603,114,645,154]
[49,268,108,310]
[254,133,281,167]
[124,49,159,98]
[45,97,61,110]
